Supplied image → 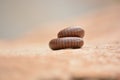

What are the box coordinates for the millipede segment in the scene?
[49,37,84,50]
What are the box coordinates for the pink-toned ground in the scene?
[0,3,120,80]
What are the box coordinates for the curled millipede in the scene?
[58,26,85,38]
[49,37,84,50]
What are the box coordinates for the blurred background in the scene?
[0,0,120,45]
[0,1,120,80]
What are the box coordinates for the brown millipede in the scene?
[49,37,84,50]
[58,26,85,38]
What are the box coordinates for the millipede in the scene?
[49,26,85,50]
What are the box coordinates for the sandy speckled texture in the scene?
[0,41,120,80]
[0,3,120,80]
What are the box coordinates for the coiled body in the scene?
[49,26,85,50]
[49,37,84,50]
[58,26,84,38]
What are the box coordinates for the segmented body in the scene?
[58,26,84,38]
[49,37,84,50]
